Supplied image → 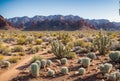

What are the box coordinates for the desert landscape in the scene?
[0,0,120,81]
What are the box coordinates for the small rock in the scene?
[74,71,79,75]
[96,73,104,79]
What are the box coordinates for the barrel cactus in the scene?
[41,59,47,68]
[78,67,86,75]
[35,60,41,69]
[98,63,113,73]
[3,61,10,67]
[31,63,39,77]
[61,58,67,65]
[109,51,120,62]
[61,66,69,75]
[87,52,96,60]
[47,60,52,66]
[82,57,91,68]
[48,69,55,77]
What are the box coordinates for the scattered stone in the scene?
[74,71,79,75]
[96,73,104,79]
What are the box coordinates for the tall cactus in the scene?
[93,29,111,55]
[31,63,39,77]
[51,40,66,59]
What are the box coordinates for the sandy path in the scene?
[0,51,47,81]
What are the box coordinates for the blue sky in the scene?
[0,0,120,22]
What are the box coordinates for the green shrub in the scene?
[78,67,86,75]
[3,61,10,67]
[11,46,24,52]
[87,52,96,60]
[109,51,120,62]
[82,57,91,68]
[61,58,67,65]
[17,37,27,45]
[61,66,69,75]
[18,52,26,56]
[28,46,41,54]
[98,63,113,73]
[35,39,42,45]
[66,52,76,59]
[31,55,43,62]
[8,56,20,63]
[48,69,55,77]
[31,63,39,77]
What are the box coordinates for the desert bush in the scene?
[93,29,111,55]
[11,46,24,52]
[18,52,26,56]
[35,39,42,45]
[41,59,47,68]
[66,52,76,59]
[61,58,67,65]
[28,46,41,54]
[78,67,86,75]
[58,33,72,45]
[98,63,113,73]
[87,52,96,60]
[46,60,52,66]
[8,56,21,63]
[3,61,10,67]
[61,66,69,75]
[31,55,43,62]
[82,57,91,68]
[109,51,120,62]
[17,37,27,45]
[0,45,10,55]
[0,54,4,61]
[3,37,15,43]
[30,63,39,77]
[48,69,55,77]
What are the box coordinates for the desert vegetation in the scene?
[0,29,120,81]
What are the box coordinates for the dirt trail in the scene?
[0,51,47,81]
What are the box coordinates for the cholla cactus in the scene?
[78,67,86,75]
[48,69,55,77]
[41,59,47,68]
[87,52,96,60]
[61,66,69,75]
[47,60,52,66]
[109,51,120,62]
[93,29,111,55]
[61,58,67,65]
[3,61,10,67]
[98,63,113,73]
[51,40,66,59]
[82,57,91,68]
[31,63,39,77]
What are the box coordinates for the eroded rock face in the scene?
[0,15,15,30]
